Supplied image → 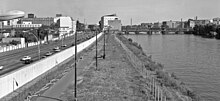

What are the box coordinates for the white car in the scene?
[45,51,53,56]
[53,47,59,50]
[20,56,32,61]
[61,44,67,47]
[54,49,61,52]
[0,66,4,70]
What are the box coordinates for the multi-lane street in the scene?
[0,32,96,76]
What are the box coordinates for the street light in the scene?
[26,29,41,60]
[31,33,41,60]
[96,29,98,68]
[22,30,41,60]
[103,30,106,59]
[74,19,78,101]
[102,25,111,59]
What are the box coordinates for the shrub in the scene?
[128,38,133,42]
[9,40,20,45]
[171,72,178,79]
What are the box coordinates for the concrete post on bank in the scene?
[158,86,159,101]
[150,77,152,94]
[154,78,156,99]
[152,77,154,97]
[161,88,163,101]
[155,84,156,101]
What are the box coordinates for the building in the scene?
[213,17,220,25]
[194,19,210,26]
[188,19,195,28]
[2,37,25,45]
[101,14,119,30]
[152,22,162,28]
[141,23,153,28]
[54,16,76,37]
[0,22,3,29]
[12,23,42,28]
[162,20,184,28]
[28,14,34,18]
[108,18,122,31]
[56,14,62,17]
[19,17,54,26]
[188,19,210,28]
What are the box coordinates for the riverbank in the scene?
[117,34,201,101]
[58,33,200,101]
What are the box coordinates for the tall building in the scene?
[101,14,119,30]
[54,16,76,37]
[108,18,122,31]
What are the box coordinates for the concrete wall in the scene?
[2,38,25,45]
[0,44,26,53]
[0,32,103,99]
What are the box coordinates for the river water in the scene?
[124,34,220,101]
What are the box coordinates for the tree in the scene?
[9,40,20,45]
[216,26,220,39]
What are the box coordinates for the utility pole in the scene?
[103,30,106,59]
[95,30,98,68]
[74,20,78,101]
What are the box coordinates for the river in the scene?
[124,34,220,101]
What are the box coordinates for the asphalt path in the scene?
[35,32,107,101]
[0,32,96,76]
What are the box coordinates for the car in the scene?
[45,51,53,56]
[0,66,4,70]
[41,56,47,58]
[71,43,75,46]
[20,56,32,61]
[53,46,59,50]
[54,49,61,52]
[24,59,33,64]
[61,44,67,47]
[44,42,49,45]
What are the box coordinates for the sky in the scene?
[0,0,220,25]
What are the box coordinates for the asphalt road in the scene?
[0,32,96,76]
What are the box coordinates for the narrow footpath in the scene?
[34,34,105,101]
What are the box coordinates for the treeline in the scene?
[193,24,220,39]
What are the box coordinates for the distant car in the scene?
[0,66,4,70]
[45,51,53,56]
[41,56,47,58]
[20,56,32,61]
[61,44,67,47]
[24,59,33,64]
[53,47,59,50]
[44,42,48,45]
[54,49,61,52]
[71,43,75,46]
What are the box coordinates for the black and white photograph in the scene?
[0,0,220,101]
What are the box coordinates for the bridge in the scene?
[121,26,190,34]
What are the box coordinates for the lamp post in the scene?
[30,30,40,60]
[74,20,78,101]
[103,30,106,59]
[95,29,98,68]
